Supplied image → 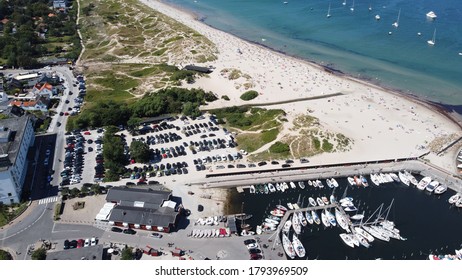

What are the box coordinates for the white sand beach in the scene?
[139,0,460,168]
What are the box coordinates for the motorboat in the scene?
[249,185,256,193]
[341,200,354,207]
[331,178,339,188]
[270,209,285,217]
[282,220,292,234]
[335,208,349,232]
[353,176,362,186]
[298,211,308,227]
[360,175,369,187]
[287,202,294,210]
[350,234,360,247]
[322,196,329,205]
[326,178,334,188]
[354,226,375,243]
[292,213,302,234]
[350,213,365,221]
[426,180,439,193]
[282,182,289,190]
[275,183,282,192]
[426,11,437,20]
[289,181,297,189]
[427,28,436,46]
[268,183,276,193]
[389,173,400,182]
[305,211,314,224]
[312,210,321,225]
[312,180,318,188]
[265,217,279,225]
[404,171,418,186]
[321,211,331,227]
[449,193,461,204]
[330,195,337,204]
[398,171,410,186]
[298,181,306,189]
[417,176,432,190]
[307,180,313,187]
[276,205,288,212]
[292,234,306,258]
[326,209,337,227]
[340,233,355,248]
[370,173,380,186]
[339,197,353,204]
[316,179,324,189]
[375,14,380,20]
[316,197,325,206]
[282,233,296,259]
[292,203,300,210]
[347,177,355,186]
[308,197,317,207]
[344,206,358,212]
[434,185,447,195]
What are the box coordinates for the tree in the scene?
[121,247,134,260]
[130,140,150,163]
[240,90,259,101]
[182,102,201,118]
[127,116,141,132]
[31,248,47,260]
[0,249,12,260]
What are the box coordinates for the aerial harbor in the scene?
[0,0,461,262]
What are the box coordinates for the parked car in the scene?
[123,228,136,235]
[90,237,97,246]
[111,227,123,233]
[244,239,256,245]
[63,240,70,250]
[150,233,163,239]
[84,239,90,247]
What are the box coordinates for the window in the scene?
[10,199,14,203]
[8,193,11,196]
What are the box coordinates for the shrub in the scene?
[222,95,230,101]
[269,141,290,153]
[240,90,258,101]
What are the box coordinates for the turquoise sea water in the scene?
[164,0,462,105]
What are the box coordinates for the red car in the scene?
[77,239,84,248]
[250,253,263,260]
[84,131,91,135]
[64,112,69,116]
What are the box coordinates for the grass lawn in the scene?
[236,128,279,153]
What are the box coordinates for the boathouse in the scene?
[106,186,182,233]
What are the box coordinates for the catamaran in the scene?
[292,234,306,258]
[282,233,296,259]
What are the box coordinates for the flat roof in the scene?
[15,73,39,81]
[106,186,171,209]
[46,244,105,260]
[0,115,32,169]
[108,205,178,227]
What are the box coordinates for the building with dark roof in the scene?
[46,244,106,260]
[0,114,35,204]
[106,187,182,233]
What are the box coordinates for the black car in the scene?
[69,240,78,249]
[257,161,267,166]
[285,159,294,164]
[63,239,70,249]
[271,161,279,165]
[111,227,123,233]
[244,239,256,245]
[300,158,310,163]
[248,248,262,254]
[123,228,137,235]
[281,164,291,168]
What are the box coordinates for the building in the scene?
[31,82,56,98]
[106,186,182,233]
[0,115,35,204]
[9,96,50,112]
[52,0,67,9]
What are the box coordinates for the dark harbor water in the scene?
[228,176,462,260]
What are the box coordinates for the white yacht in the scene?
[282,220,292,234]
[292,234,306,258]
[335,208,349,231]
[375,14,381,20]
[292,213,302,234]
[426,180,439,193]
[317,197,325,206]
[449,193,461,204]
[417,176,432,190]
[308,197,317,207]
[326,209,337,227]
[268,183,276,193]
[426,11,437,20]
[398,171,410,186]
[289,181,297,189]
[434,185,447,195]
[312,210,321,225]
[392,9,401,28]
[340,233,355,248]
[347,177,355,186]
[298,211,308,227]
[282,233,296,259]
[305,211,314,224]
[321,210,331,227]
[331,178,339,188]
[389,173,400,182]
[298,181,306,189]
[427,28,436,46]
[370,173,380,186]
[355,226,375,243]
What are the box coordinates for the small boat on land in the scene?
[434,185,447,195]
[292,234,306,258]
[308,197,317,207]
[298,181,306,189]
[417,176,432,190]
[340,233,355,248]
[305,211,314,224]
[312,210,321,225]
[282,234,296,259]
[398,171,410,186]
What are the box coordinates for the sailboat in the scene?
[392,9,401,28]
[282,233,296,259]
[427,28,436,46]
[327,3,332,18]
[350,0,355,11]
[342,0,346,6]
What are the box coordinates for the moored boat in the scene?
[347,177,355,186]
[268,183,276,193]
[316,197,325,206]
[282,220,292,234]
[297,211,308,227]
[282,233,296,259]
[316,179,324,189]
[287,202,294,210]
[335,208,349,232]
[298,181,306,189]
[350,213,365,221]
[417,176,432,190]
[354,176,362,186]
[330,195,337,204]
[405,171,418,186]
[305,211,314,224]
[322,196,329,205]
[291,234,306,258]
[312,210,321,225]
[449,193,461,204]
[398,171,410,186]
[426,180,439,193]
[308,197,317,207]
[289,181,297,189]
[434,185,447,195]
[370,173,380,186]
[354,226,375,243]
[321,211,331,227]
[331,178,339,188]
[389,173,400,182]
[276,205,288,212]
[360,175,369,187]
[326,209,337,227]
[270,209,285,217]
[326,178,334,188]
[340,233,355,248]
[292,213,302,234]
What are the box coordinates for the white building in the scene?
[0,115,35,205]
